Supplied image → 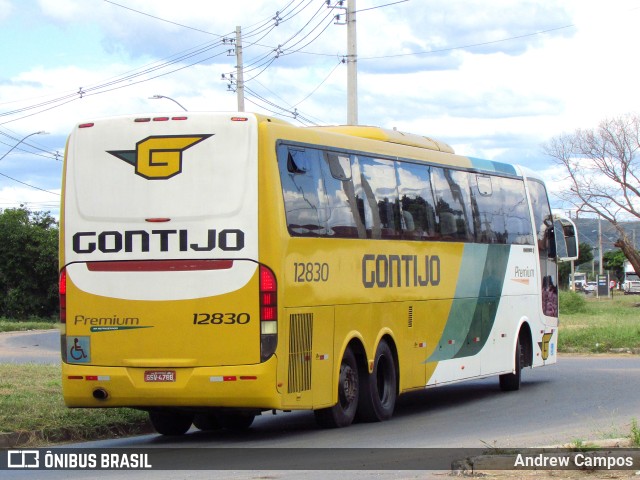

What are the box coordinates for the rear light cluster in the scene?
[259,265,278,362]
[59,269,67,324]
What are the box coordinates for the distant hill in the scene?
[571,218,640,253]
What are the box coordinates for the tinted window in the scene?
[528,179,558,316]
[501,177,533,245]
[356,156,401,239]
[278,146,327,236]
[277,142,535,249]
[396,162,436,239]
[431,167,473,241]
[321,152,366,238]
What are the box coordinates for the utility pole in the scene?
[235,26,245,112]
[346,0,358,125]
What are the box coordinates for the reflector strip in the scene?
[209,376,238,382]
[78,123,94,128]
[87,259,233,272]
[239,376,257,380]
[68,376,83,380]
[85,376,111,381]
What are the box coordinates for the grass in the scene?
[0,363,150,446]
[0,317,58,332]
[558,292,640,353]
[631,418,640,447]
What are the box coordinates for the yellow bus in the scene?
[59,112,577,434]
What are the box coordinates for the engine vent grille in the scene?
[288,313,313,394]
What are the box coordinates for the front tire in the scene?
[149,410,193,436]
[358,340,397,422]
[499,338,523,391]
[315,347,359,428]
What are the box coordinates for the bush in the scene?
[559,290,587,314]
[0,208,58,319]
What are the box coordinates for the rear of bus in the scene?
[60,113,279,423]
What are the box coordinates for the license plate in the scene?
[144,370,176,382]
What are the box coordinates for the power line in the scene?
[103,0,223,36]
[0,171,60,196]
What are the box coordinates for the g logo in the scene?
[108,134,212,180]
[539,332,553,360]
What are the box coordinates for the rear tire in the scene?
[219,412,255,431]
[499,338,523,392]
[357,340,397,422]
[315,347,359,428]
[193,412,222,431]
[149,410,193,436]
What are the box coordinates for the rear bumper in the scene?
[62,356,281,409]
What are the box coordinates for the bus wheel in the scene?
[219,412,255,431]
[193,412,222,431]
[499,338,523,392]
[314,347,359,428]
[149,410,193,436]
[358,340,397,422]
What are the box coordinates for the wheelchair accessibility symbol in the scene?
[69,336,90,363]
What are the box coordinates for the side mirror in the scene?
[552,214,579,261]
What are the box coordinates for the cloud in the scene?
[0,0,12,21]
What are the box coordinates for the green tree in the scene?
[0,207,59,319]
[603,249,628,283]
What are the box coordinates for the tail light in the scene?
[59,269,67,324]
[59,268,68,362]
[259,265,278,362]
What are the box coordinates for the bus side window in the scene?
[356,156,401,239]
[322,152,365,238]
[396,162,436,240]
[502,177,533,245]
[431,167,474,242]
[471,174,503,244]
[528,179,558,317]
[277,146,328,237]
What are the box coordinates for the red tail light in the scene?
[259,265,278,361]
[59,269,67,324]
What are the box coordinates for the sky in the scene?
[1,0,639,218]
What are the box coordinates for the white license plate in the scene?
[144,370,176,382]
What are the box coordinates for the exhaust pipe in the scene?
[93,388,109,401]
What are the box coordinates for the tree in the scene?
[603,249,628,283]
[0,207,59,319]
[544,113,640,278]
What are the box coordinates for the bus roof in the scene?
[307,125,455,154]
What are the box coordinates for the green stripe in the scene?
[426,244,510,363]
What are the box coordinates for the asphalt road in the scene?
[2,330,639,479]
[0,330,60,364]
